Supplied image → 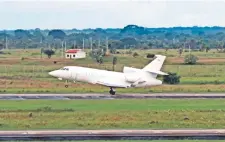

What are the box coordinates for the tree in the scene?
[184,54,198,65]
[96,55,103,65]
[0,43,3,50]
[146,53,155,58]
[110,48,116,54]
[112,56,117,71]
[43,49,55,58]
[90,49,104,64]
[178,48,183,57]
[163,72,181,84]
[48,30,66,40]
[133,52,139,57]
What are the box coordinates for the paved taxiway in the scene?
[1,93,225,100]
[0,129,225,140]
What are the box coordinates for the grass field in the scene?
[0,99,224,130]
[1,48,225,93]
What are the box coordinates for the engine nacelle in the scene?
[124,72,140,83]
[123,66,141,73]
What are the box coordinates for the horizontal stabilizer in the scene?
[147,70,168,75]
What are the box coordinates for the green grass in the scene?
[1,84,225,94]
[0,99,224,130]
[0,99,224,111]
[2,49,225,93]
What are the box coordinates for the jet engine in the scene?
[123,66,141,73]
[124,72,141,83]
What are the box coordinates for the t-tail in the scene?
[142,54,168,78]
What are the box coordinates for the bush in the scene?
[43,49,55,59]
[133,52,139,57]
[163,72,181,84]
[146,53,155,58]
[184,54,198,65]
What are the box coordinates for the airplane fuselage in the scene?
[49,55,167,95]
[49,66,162,88]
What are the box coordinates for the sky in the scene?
[0,0,225,30]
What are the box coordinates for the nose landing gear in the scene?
[109,87,116,95]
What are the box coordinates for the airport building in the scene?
[65,49,86,59]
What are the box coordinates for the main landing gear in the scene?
[65,80,69,88]
[109,87,116,95]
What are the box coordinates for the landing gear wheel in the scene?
[65,80,69,88]
[109,88,116,95]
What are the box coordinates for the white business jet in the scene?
[48,55,168,95]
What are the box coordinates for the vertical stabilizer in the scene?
[142,55,166,78]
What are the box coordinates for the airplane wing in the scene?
[95,78,130,88]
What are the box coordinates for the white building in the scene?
[65,49,86,59]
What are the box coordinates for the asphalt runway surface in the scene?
[1,129,225,140]
[1,93,225,100]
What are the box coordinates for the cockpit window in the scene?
[60,68,69,71]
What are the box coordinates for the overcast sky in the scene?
[0,0,225,30]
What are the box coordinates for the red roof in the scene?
[65,49,82,53]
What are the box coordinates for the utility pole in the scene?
[98,38,100,48]
[64,41,67,52]
[82,38,84,50]
[5,35,8,50]
[106,37,109,55]
[73,41,76,49]
[106,37,108,50]
[61,41,64,58]
[189,44,191,55]
[90,37,93,51]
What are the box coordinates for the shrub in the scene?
[184,54,198,65]
[163,72,181,84]
[133,52,139,57]
[43,49,55,59]
[146,53,155,58]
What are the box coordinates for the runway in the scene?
[0,129,225,140]
[1,93,225,100]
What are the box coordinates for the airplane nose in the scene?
[49,71,58,77]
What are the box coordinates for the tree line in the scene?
[1,25,225,52]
